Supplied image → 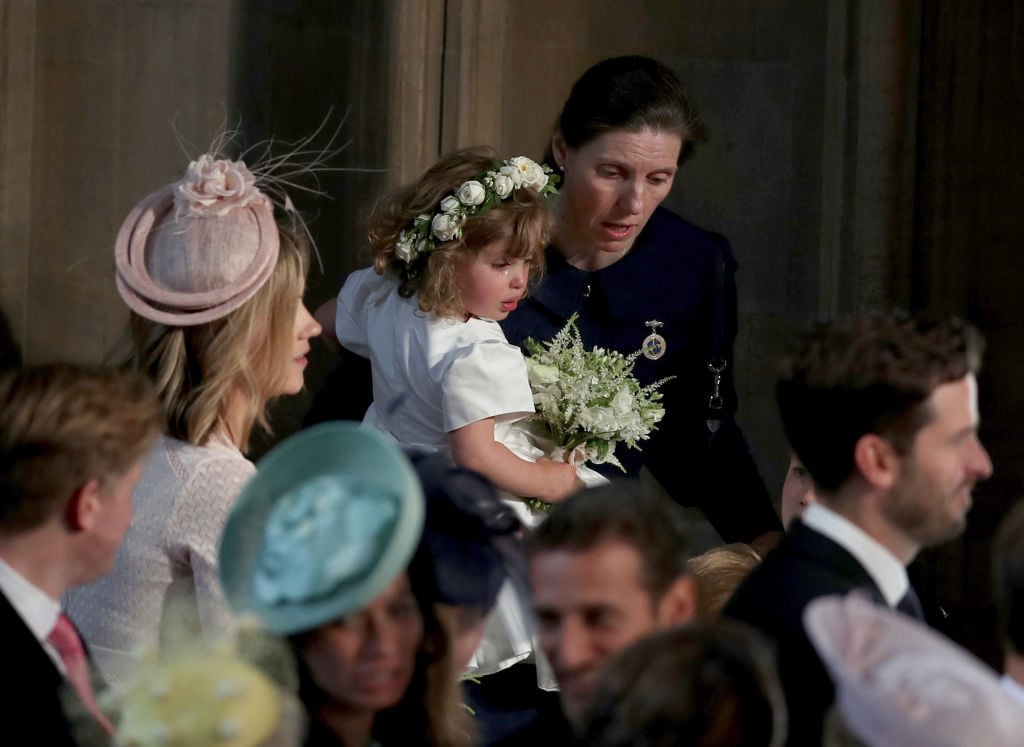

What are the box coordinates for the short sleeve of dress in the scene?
[166,452,256,637]
[442,338,535,432]
[336,267,387,357]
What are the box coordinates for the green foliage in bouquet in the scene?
[523,314,673,473]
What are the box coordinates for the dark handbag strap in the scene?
[706,236,728,441]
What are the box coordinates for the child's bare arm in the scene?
[449,418,581,502]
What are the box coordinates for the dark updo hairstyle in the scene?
[555,55,708,165]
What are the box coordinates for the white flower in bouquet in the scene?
[523,314,673,474]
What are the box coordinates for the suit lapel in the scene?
[0,588,64,688]
[787,520,888,604]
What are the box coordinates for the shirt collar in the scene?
[802,502,910,606]
[0,557,61,641]
[1000,674,1024,705]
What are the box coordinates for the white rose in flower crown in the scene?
[176,155,261,217]
[508,157,548,190]
[395,232,415,262]
[499,164,524,188]
[431,213,461,242]
[439,196,461,214]
[457,180,487,206]
[492,173,515,198]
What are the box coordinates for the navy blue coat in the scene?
[500,207,780,543]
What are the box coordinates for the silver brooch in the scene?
[642,320,666,360]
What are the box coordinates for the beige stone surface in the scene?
[3,0,237,363]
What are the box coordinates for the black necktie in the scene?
[896,586,925,621]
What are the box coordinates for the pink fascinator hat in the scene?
[804,593,1024,747]
[115,155,280,326]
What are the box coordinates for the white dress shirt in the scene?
[801,502,910,607]
[336,268,535,454]
[1000,673,1024,705]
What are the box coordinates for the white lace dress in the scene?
[64,433,253,683]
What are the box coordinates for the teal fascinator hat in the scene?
[218,422,425,635]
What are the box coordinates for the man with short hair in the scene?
[525,481,698,732]
[0,364,161,744]
[993,499,1024,705]
[724,313,993,746]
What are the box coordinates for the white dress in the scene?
[336,269,554,685]
[64,433,251,683]
[336,268,535,451]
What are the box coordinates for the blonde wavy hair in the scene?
[687,543,763,618]
[129,221,309,451]
[368,146,553,319]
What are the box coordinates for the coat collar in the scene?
[530,207,679,321]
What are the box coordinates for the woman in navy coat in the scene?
[500,56,781,547]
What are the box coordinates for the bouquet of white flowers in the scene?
[516,315,672,509]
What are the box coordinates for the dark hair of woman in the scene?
[553,55,708,165]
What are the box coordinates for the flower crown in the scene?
[394,156,559,268]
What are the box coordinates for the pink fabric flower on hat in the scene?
[176,155,262,217]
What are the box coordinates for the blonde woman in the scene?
[65,153,321,682]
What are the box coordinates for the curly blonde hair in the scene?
[129,221,309,451]
[368,146,553,319]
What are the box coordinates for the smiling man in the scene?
[523,482,697,735]
[724,312,992,746]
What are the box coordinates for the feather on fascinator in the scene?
[114,123,349,326]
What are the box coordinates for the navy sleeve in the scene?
[643,234,780,542]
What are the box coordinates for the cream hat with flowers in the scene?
[115,155,280,326]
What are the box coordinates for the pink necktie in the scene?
[46,613,115,735]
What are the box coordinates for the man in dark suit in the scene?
[0,364,160,744]
[724,313,993,746]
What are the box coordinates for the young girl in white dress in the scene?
[335,146,579,504]
[334,147,581,687]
